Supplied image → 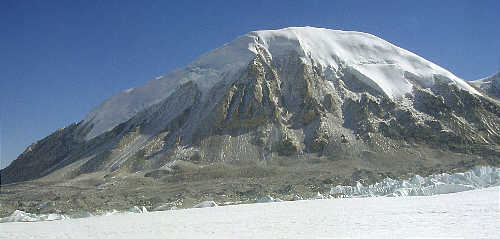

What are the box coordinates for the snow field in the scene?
[0,186,498,239]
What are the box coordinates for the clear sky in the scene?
[1,0,499,169]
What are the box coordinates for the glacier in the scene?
[0,187,497,238]
[330,165,499,197]
[2,166,498,224]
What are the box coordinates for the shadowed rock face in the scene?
[2,48,499,186]
[0,123,84,183]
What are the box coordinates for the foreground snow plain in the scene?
[1,186,498,239]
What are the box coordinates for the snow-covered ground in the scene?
[1,186,498,239]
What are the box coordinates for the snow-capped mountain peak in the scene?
[81,27,480,140]
[251,27,479,97]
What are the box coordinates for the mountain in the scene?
[1,27,499,215]
[470,71,500,98]
[80,27,481,141]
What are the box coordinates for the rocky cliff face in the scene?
[2,27,499,186]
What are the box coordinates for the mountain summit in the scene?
[81,27,481,140]
[1,27,499,213]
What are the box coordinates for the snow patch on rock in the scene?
[128,206,148,213]
[193,201,218,208]
[0,210,70,223]
[312,192,326,200]
[256,195,283,203]
[292,195,303,201]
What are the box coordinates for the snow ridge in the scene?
[470,71,500,96]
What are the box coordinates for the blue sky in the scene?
[1,0,499,169]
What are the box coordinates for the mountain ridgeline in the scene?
[471,71,500,98]
[2,27,499,186]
